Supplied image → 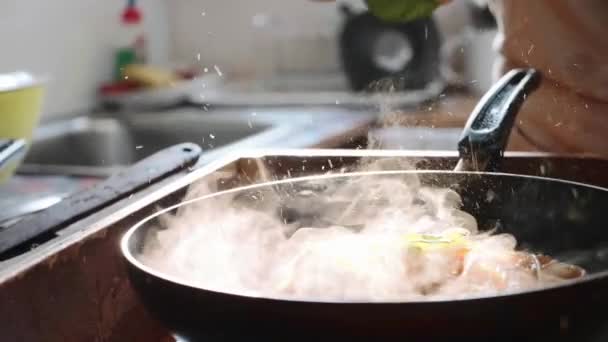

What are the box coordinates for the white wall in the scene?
[168,0,470,79]
[0,0,170,118]
[168,0,360,77]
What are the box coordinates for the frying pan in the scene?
[121,69,608,341]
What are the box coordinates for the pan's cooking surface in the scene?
[123,170,608,340]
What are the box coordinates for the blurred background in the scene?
[0,0,498,228]
[0,0,496,119]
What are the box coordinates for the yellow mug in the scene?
[0,72,45,183]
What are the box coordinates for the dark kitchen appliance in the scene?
[121,69,608,341]
[339,6,441,92]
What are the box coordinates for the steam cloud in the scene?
[138,157,582,302]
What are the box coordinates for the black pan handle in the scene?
[456,68,541,172]
[0,142,202,258]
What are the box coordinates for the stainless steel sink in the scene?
[20,107,375,176]
[21,110,274,176]
[2,107,372,236]
[24,117,134,170]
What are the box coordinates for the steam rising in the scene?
[139,159,584,302]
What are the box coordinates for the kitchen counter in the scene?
[368,93,478,150]
[379,93,477,128]
[0,174,101,228]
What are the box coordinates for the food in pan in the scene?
[139,168,585,302]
